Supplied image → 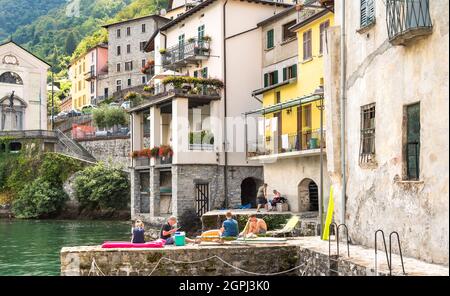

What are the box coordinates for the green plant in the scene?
[203,35,212,41]
[143,85,154,93]
[159,48,167,54]
[150,147,160,158]
[73,162,130,211]
[187,37,196,43]
[93,106,128,128]
[189,130,214,145]
[12,178,68,219]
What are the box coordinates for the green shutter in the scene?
[360,0,367,27]
[267,29,274,49]
[202,67,208,78]
[283,68,287,81]
[264,73,269,87]
[367,0,375,25]
[292,64,297,78]
[273,70,278,85]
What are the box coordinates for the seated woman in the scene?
[131,220,145,244]
[270,190,282,207]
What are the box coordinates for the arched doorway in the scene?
[298,178,319,212]
[241,177,259,208]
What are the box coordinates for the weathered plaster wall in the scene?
[326,1,449,265]
[263,155,331,213]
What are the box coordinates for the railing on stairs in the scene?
[328,223,350,276]
[375,230,406,276]
[55,129,96,163]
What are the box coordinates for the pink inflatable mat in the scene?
[101,239,166,249]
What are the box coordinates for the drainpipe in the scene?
[339,0,347,225]
[223,0,229,209]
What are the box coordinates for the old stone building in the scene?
[0,41,49,132]
[102,15,169,97]
[324,0,448,265]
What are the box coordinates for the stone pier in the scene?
[60,237,448,276]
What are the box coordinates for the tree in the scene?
[64,31,78,55]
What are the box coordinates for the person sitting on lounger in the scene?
[220,211,239,238]
[131,220,145,244]
[240,214,267,237]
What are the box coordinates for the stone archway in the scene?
[298,178,319,212]
[240,177,263,208]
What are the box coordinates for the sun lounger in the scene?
[266,215,300,237]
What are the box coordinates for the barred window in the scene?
[359,103,376,164]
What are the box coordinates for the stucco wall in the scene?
[0,42,48,131]
[326,1,449,264]
[263,155,330,213]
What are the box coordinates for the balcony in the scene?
[247,129,326,160]
[161,37,211,70]
[84,71,96,81]
[386,0,433,46]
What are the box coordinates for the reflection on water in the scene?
[0,219,131,276]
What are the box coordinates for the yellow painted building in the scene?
[245,5,335,213]
[69,55,88,110]
[259,8,334,154]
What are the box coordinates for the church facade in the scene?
[0,41,49,132]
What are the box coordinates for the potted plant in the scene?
[187,37,196,43]
[150,147,160,158]
[159,48,167,55]
[202,36,212,42]
[158,145,173,159]
[130,151,139,158]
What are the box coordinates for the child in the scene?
[131,220,145,244]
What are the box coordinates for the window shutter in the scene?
[292,64,297,79]
[264,73,268,87]
[202,67,208,78]
[267,29,274,49]
[283,67,287,81]
[367,0,375,24]
[360,0,367,27]
[194,71,198,78]
[273,70,278,85]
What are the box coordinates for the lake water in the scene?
[0,219,131,276]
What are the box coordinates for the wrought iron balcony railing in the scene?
[161,37,211,69]
[386,0,433,46]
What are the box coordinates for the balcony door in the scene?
[178,34,185,60]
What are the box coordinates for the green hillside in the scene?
[5,0,167,77]
[0,0,67,41]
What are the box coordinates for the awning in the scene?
[149,70,184,84]
[245,93,323,116]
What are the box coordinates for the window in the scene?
[142,59,146,67]
[282,20,296,41]
[116,80,122,92]
[127,78,132,86]
[202,67,208,78]
[283,64,297,81]
[267,29,274,49]
[117,29,121,38]
[125,61,133,71]
[117,46,121,56]
[320,20,330,54]
[140,42,146,51]
[0,72,23,84]
[142,24,146,33]
[276,91,281,104]
[127,27,131,36]
[178,34,185,59]
[116,63,121,72]
[359,103,376,164]
[264,70,278,87]
[405,103,420,180]
[198,25,205,41]
[360,0,375,28]
[78,81,81,91]
[193,70,198,78]
[90,81,94,94]
[303,30,312,60]
[127,44,131,53]
[104,88,109,98]
[142,76,146,84]
[90,65,95,75]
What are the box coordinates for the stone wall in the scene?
[78,137,131,169]
[324,1,449,264]
[60,237,449,276]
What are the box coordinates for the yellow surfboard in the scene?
[322,186,334,241]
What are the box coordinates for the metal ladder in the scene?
[328,223,350,276]
[374,230,406,276]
